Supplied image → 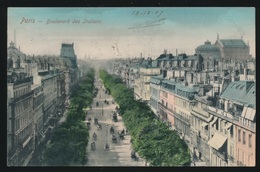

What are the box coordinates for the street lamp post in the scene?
[105,124,109,150]
[102,104,103,116]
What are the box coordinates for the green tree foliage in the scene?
[43,68,95,166]
[99,69,191,166]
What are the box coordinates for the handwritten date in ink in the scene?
[132,10,163,18]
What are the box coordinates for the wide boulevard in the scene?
[85,75,146,166]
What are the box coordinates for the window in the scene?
[220,120,223,132]
[243,131,246,145]
[249,134,252,148]
[230,145,234,156]
[242,151,245,164]
[169,104,173,110]
[238,129,241,142]
[216,119,219,130]
[237,149,240,161]
[205,125,208,131]
[230,125,233,138]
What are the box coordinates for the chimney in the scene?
[199,85,205,96]
[14,29,16,47]
[231,72,235,82]
[19,46,20,52]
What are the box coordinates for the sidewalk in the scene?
[107,101,147,166]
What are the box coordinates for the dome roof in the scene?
[195,40,220,53]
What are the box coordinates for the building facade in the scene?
[7,73,34,166]
[158,79,176,127]
[150,75,164,118]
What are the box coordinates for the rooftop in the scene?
[196,40,220,52]
[220,81,255,108]
[217,39,248,48]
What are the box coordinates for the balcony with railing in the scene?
[238,116,256,132]
[191,106,209,118]
[158,102,174,114]
[207,106,256,132]
[174,111,190,125]
[212,148,228,162]
[207,106,234,122]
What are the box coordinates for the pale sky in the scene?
[7,7,255,60]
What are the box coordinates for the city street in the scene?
[85,77,146,166]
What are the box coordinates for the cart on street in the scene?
[94,118,99,125]
[86,122,91,130]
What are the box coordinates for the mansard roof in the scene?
[220,80,255,108]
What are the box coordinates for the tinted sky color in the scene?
[8,7,255,59]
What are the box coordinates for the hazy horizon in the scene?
[8,7,255,60]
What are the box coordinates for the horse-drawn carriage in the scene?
[104,99,109,105]
[97,123,102,130]
[119,133,124,140]
[86,121,91,130]
[112,134,117,143]
[94,118,98,125]
[92,132,97,140]
[110,126,114,134]
[131,150,139,161]
[112,113,118,122]
[90,142,96,150]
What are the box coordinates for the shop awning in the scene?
[209,115,214,120]
[245,107,255,121]
[22,136,32,148]
[241,107,247,117]
[208,132,227,150]
[224,122,233,130]
[210,116,218,126]
[201,122,208,127]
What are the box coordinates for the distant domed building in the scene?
[195,40,221,71]
[196,40,220,56]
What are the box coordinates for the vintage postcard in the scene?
[7,7,255,167]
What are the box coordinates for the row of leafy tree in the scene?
[99,69,191,166]
[43,68,95,166]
